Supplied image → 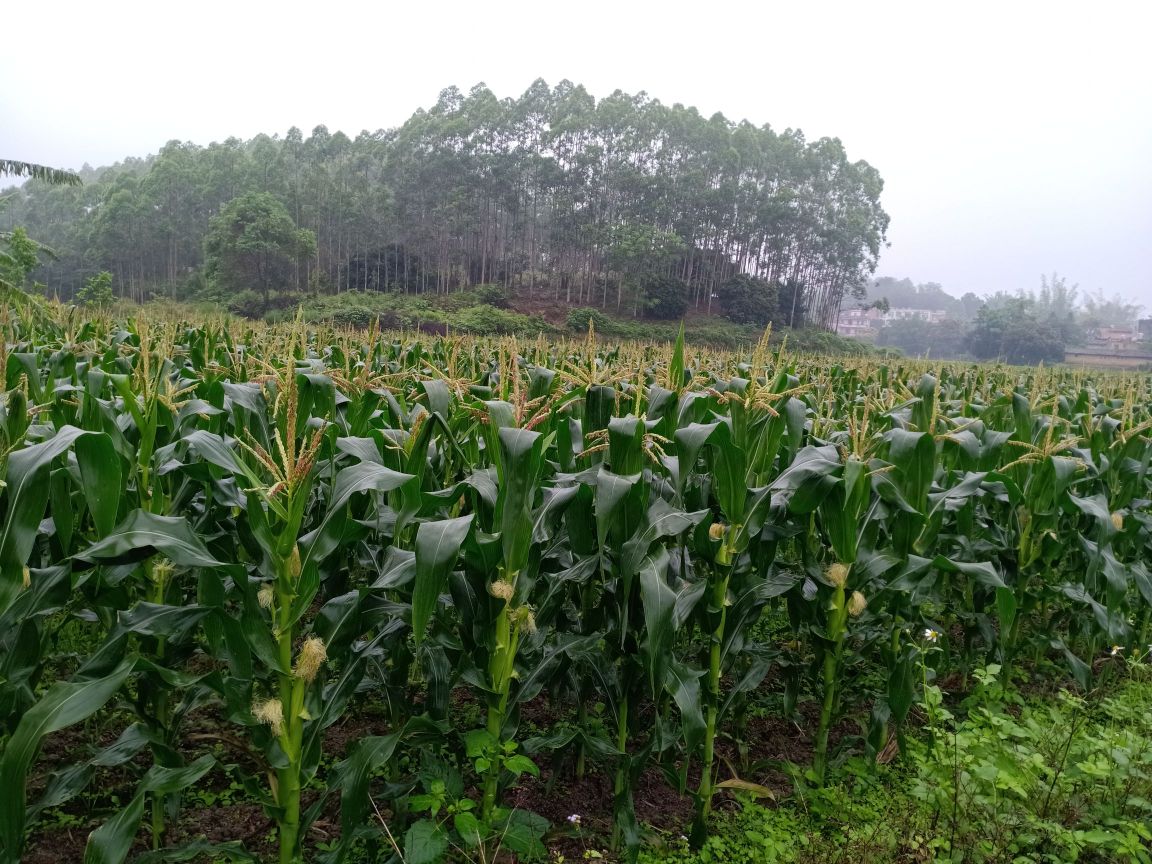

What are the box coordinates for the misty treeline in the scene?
[867,274,1145,364]
[0,80,888,326]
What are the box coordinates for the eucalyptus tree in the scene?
[2,83,889,326]
[0,159,81,186]
[203,192,317,311]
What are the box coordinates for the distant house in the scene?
[881,308,947,324]
[834,306,945,337]
[1137,319,1152,341]
[1095,325,1138,345]
[834,307,882,337]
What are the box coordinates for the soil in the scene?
[20,687,859,864]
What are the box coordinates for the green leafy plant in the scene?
[74,270,114,307]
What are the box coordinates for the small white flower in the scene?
[1110,645,1124,657]
[923,628,940,643]
[567,814,581,827]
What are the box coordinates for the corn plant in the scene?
[1,306,1151,864]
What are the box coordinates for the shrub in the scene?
[471,283,512,308]
[717,274,777,326]
[908,668,1152,863]
[641,274,689,320]
[447,305,553,336]
[291,292,440,329]
[782,328,872,356]
[74,271,114,308]
[431,291,479,313]
[226,289,266,318]
[566,306,613,333]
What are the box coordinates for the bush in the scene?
[431,291,480,313]
[641,274,689,320]
[717,274,777,326]
[290,292,439,329]
[641,674,1152,864]
[447,305,554,336]
[226,289,266,318]
[907,667,1152,863]
[782,328,872,357]
[566,306,613,333]
[562,306,789,350]
[418,285,512,314]
[172,269,207,302]
[470,283,512,308]
[74,271,114,308]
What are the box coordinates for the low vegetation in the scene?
[644,666,1152,864]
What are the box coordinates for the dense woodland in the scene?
[0,80,888,327]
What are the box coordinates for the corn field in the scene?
[1,307,1151,864]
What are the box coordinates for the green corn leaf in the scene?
[83,756,216,864]
[0,659,135,864]
[75,510,223,568]
[75,432,122,537]
[885,429,935,512]
[26,763,96,822]
[315,734,402,862]
[638,548,676,697]
[141,754,217,794]
[669,321,686,390]
[621,499,708,578]
[83,789,146,864]
[818,457,868,565]
[594,468,640,549]
[495,426,546,576]
[184,428,263,488]
[303,461,417,568]
[412,515,473,646]
[770,445,840,514]
[932,556,1007,590]
[996,586,1018,647]
[0,426,105,613]
[674,420,746,523]
[665,660,707,757]
[421,378,452,417]
[48,467,74,553]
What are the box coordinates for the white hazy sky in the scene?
[3,0,1150,308]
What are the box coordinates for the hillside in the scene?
[1,80,887,332]
[273,288,877,355]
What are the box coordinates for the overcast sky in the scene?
[3,0,1150,309]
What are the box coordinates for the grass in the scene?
[636,665,1152,864]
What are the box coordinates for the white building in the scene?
[835,307,882,337]
[880,308,947,324]
[835,306,947,337]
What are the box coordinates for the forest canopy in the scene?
[0,80,888,326]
